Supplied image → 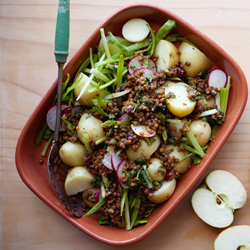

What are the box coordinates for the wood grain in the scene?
[1,0,250,249]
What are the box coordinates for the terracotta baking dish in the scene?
[15,4,248,246]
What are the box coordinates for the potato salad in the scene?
[37,18,231,230]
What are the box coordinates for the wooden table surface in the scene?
[1,0,250,249]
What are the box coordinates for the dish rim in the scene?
[15,3,248,246]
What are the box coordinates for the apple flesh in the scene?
[191,170,247,228]
[214,225,250,250]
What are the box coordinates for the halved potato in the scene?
[165,81,196,117]
[126,135,161,161]
[65,166,94,196]
[179,42,212,77]
[122,18,150,42]
[154,40,179,71]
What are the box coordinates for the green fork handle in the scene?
[53,0,70,141]
[54,0,69,63]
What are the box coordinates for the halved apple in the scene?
[191,170,247,228]
[214,225,250,250]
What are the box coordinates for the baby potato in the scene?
[74,73,106,106]
[77,113,105,144]
[189,120,212,146]
[179,42,212,77]
[65,166,94,196]
[168,119,188,138]
[166,145,192,174]
[165,81,196,117]
[126,135,161,161]
[147,158,166,182]
[59,141,87,167]
[148,179,176,203]
[154,40,179,71]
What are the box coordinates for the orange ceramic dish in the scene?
[15,4,248,246]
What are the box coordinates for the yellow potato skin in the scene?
[59,141,87,167]
[166,145,191,174]
[126,135,161,161]
[189,120,212,146]
[179,42,212,77]
[154,40,179,71]
[74,73,105,106]
[147,158,166,182]
[77,113,105,144]
[148,179,176,203]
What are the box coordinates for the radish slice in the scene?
[118,113,131,127]
[128,55,157,74]
[111,152,122,171]
[116,160,127,188]
[133,68,156,79]
[46,104,68,131]
[118,113,130,122]
[102,153,113,171]
[207,69,227,90]
[95,187,102,202]
[122,18,150,43]
[131,124,156,138]
[71,105,82,114]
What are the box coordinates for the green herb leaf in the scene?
[121,189,128,216]
[84,198,106,217]
[140,165,153,188]
[155,20,176,44]
[81,133,93,154]
[162,128,168,142]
